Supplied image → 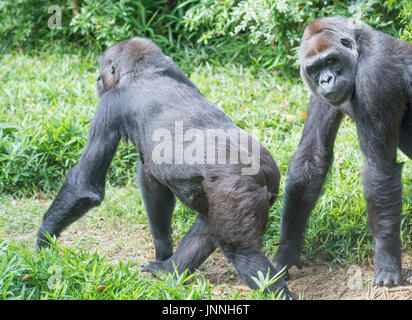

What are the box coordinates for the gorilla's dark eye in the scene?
[111,66,115,74]
[326,57,336,65]
[307,65,318,74]
[340,38,352,49]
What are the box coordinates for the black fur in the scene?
[37,37,294,298]
[275,17,411,286]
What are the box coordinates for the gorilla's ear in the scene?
[354,30,362,44]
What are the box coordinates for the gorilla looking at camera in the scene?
[37,37,294,298]
[275,17,411,286]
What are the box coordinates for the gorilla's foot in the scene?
[373,267,402,287]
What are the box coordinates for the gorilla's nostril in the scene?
[321,75,332,84]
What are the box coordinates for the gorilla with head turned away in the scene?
[37,37,295,299]
[275,17,411,286]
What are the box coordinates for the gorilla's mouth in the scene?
[323,90,339,100]
[96,83,105,97]
[321,89,347,106]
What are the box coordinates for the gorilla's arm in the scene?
[275,95,342,272]
[37,92,122,248]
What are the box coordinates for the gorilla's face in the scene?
[96,41,127,97]
[300,31,358,106]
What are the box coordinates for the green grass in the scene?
[0,238,288,300]
[0,48,411,300]
[0,185,289,300]
[0,237,215,300]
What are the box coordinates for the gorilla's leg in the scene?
[137,162,175,261]
[219,242,293,298]
[140,215,217,273]
[37,102,121,249]
[274,97,342,275]
[363,161,403,286]
[203,176,294,299]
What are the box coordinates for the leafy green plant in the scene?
[182,0,407,75]
[0,1,409,74]
[250,268,286,297]
[0,0,191,57]
[385,0,412,41]
[69,0,189,50]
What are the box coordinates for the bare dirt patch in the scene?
[197,251,412,300]
[285,257,412,300]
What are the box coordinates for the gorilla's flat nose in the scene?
[321,75,332,84]
[320,72,334,89]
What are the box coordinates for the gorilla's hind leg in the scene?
[219,242,294,299]
[207,179,295,299]
[140,215,217,273]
